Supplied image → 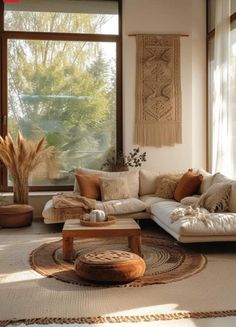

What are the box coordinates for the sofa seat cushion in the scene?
[96,198,146,215]
[43,199,86,224]
[43,198,146,224]
[174,212,236,236]
[139,195,170,213]
[150,201,181,235]
[151,201,236,237]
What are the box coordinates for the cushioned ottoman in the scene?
[75,250,146,283]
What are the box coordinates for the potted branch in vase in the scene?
[0,132,54,227]
[102,147,147,172]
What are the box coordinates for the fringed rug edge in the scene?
[2,309,236,326]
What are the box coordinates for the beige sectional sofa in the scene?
[42,168,236,243]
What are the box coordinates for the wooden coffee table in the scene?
[62,218,142,261]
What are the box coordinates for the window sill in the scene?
[0,191,72,197]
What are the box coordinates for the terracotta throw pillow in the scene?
[174,170,203,202]
[75,174,101,200]
[99,177,130,201]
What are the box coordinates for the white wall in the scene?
[123,0,206,173]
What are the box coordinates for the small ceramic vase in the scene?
[89,210,106,222]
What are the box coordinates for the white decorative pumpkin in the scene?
[89,209,106,222]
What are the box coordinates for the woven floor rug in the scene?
[1,222,236,326]
[29,231,205,287]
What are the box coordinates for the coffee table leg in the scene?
[63,236,74,261]
[128,236,141,257]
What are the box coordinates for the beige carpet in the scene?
[1,221,236,326]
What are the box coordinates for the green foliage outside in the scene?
[6,11,117,186]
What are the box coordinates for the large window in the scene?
[0,0,122,190]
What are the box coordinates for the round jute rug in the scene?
[30,232,206,287]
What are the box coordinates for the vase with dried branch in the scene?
[102,147,147,172]
[0,132,54,204]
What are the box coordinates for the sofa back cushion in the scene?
[74,168,139,198]
[197,169,214,194]
[139,169,183,196]
[139,169,158,195]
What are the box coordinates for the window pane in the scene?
[8,39,117,186]
[208,28,236,175]
[4,0,118,34]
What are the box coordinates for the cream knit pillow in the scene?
[198,182,232,212]
[155,177,178,199]
[99,177,130,201]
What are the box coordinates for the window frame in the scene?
[0,0,123,192]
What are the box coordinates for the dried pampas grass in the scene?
[0,132,54,204]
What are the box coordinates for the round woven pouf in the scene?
[74,250,146,283]
[0,204,33,228]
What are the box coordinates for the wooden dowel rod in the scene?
[128,33,189,37]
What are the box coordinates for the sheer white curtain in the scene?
[211,0,233,177]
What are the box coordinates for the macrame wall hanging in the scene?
[132,34,186,147]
